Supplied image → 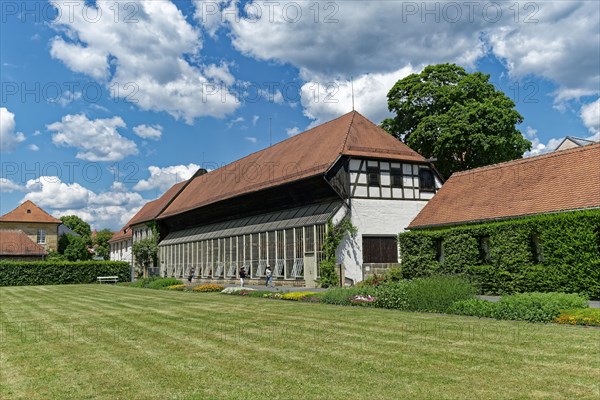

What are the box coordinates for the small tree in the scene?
[132,239,158,278]
[319,218,357,288]
[94,229,113,260]
[132,223,159,278]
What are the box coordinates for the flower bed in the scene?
[280,291,316,301]
[167,284,186,291]
[554,308,600,326]
[221,287,256,295]
[193,284,225,292]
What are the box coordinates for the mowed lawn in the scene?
[0,286,598,400]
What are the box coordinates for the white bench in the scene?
[97,276,119,284]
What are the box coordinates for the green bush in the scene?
[372,282,409,309]
[319,286,376,306]
[147,278,183,290]
[399,209,600,299]
[403,275,477,313]
[0,261,130,286]
[358,266,404,288]
[493,292,588,323]
[448,299,498,318]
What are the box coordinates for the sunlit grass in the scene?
[0,285,598,399]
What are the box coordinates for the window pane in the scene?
[419,169,435,191]
[367,166,380,186]
[391,168,403,188]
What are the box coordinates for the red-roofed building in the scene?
[154,112,441,286]
[408,143,600,229]
[402,144,600,296]
[0,230,48,261]
[0,200,62,252]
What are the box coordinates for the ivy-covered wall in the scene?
[398,209,600,299]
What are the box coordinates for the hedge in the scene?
[399,209,600,299]
[0,261,130,286]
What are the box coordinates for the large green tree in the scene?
[60,215,92,242]
[381,64,531,179]
[61,234,92,261]
[94,229,114,260]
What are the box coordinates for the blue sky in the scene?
[1,0,599,230]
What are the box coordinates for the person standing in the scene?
[265,265,273,288]
[239,266,246,287]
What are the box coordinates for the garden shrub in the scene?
[492,292,588,323]
[127,276,160,288]
[399,209,600,299]
[147,277,182,290]
[358,266,404,288]
[403,275,476,313]
[319,218,357,288]
[192,284,225,292]
[448,299,498,318]
[554,308,600,326]
[372,282,409,309]
[319,286,376,306]
[0,261,130,286]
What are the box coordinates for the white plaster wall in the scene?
[337,199,428,284]
[110,240,132,263]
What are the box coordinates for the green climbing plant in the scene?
[319,217,357,288]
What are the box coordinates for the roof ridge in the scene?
[179,112,356,183]
[0,200,62,223]
[340,110,356,155]
[566,135,597,143]
[451,142,600,178]
[220,113,354,169]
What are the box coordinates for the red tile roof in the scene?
[160,111,425,218]
[0,200,62,224]
[108,226,132,243]
[0,230,48,256]
[408,143,600,229]
[127,179,190,227]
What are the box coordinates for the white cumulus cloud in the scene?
[133,163,200,192]
[24,176,92,209]
[194,1,599,117]
[0,178,26,193]
[0,107,26,152]
[286,127,301,137]
[49,0,239,124]
[133,124,163,140]
[22,176,148,229]
[301,67,416,127]
[48,114,138,162]
[580,99,600,135]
